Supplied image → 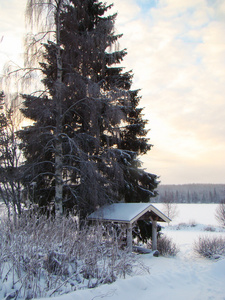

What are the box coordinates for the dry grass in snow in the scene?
[0,212,145,299]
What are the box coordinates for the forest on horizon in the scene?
[153,183,225,204]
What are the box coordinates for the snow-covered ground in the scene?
[35,203,225,300]
[154,203,221,226]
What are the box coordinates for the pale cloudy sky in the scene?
[0,0,225,184]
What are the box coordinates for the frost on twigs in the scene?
[0,213,145,299]
[157,235,179,257]
[194,235,225,259]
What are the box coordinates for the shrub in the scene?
[194,235,225,258]
[204,226,215,232]
[157,235,179,256]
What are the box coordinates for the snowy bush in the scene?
[188,219,197,227]
[157,235,179,256]
[175,221,196,230]
[0,213,141,299]
[204,226,216,232]
[194,235,225,258]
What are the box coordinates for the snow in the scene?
[88,202,152,222]
[154,203,220,226]
[37,253,225,300]
[87,203,170,223]
[36,203,225,300]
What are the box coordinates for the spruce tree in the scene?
[120,89,158,203]
[19,0,158,217]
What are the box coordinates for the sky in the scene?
[0,0,225,185]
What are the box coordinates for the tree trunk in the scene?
[55,139,63,216]
[54,1,63,217]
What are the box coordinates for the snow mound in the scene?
[209,258,225,279]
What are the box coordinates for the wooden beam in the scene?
[152,220,157,251]
[127,223,133,252]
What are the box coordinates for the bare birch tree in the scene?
[161,192,178,221]
[22,0,65,216]
[0,92,23,221]
[215,199,225,226]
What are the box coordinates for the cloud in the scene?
[108,0,225,183]
[1,0,224,184]
[0,0,26,73]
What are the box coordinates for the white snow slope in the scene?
[37,204,225,300]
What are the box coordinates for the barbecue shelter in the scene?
[87,203,171,252]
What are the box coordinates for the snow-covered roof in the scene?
[87,203,171,224]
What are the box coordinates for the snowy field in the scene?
[33,203,225,300]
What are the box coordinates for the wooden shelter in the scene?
[87,203,171,252]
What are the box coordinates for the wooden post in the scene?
[152,220,157,251]
[127,223,132,252]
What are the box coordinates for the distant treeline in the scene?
[152,184,225,203]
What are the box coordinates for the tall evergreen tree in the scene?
[19,0,158,217]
